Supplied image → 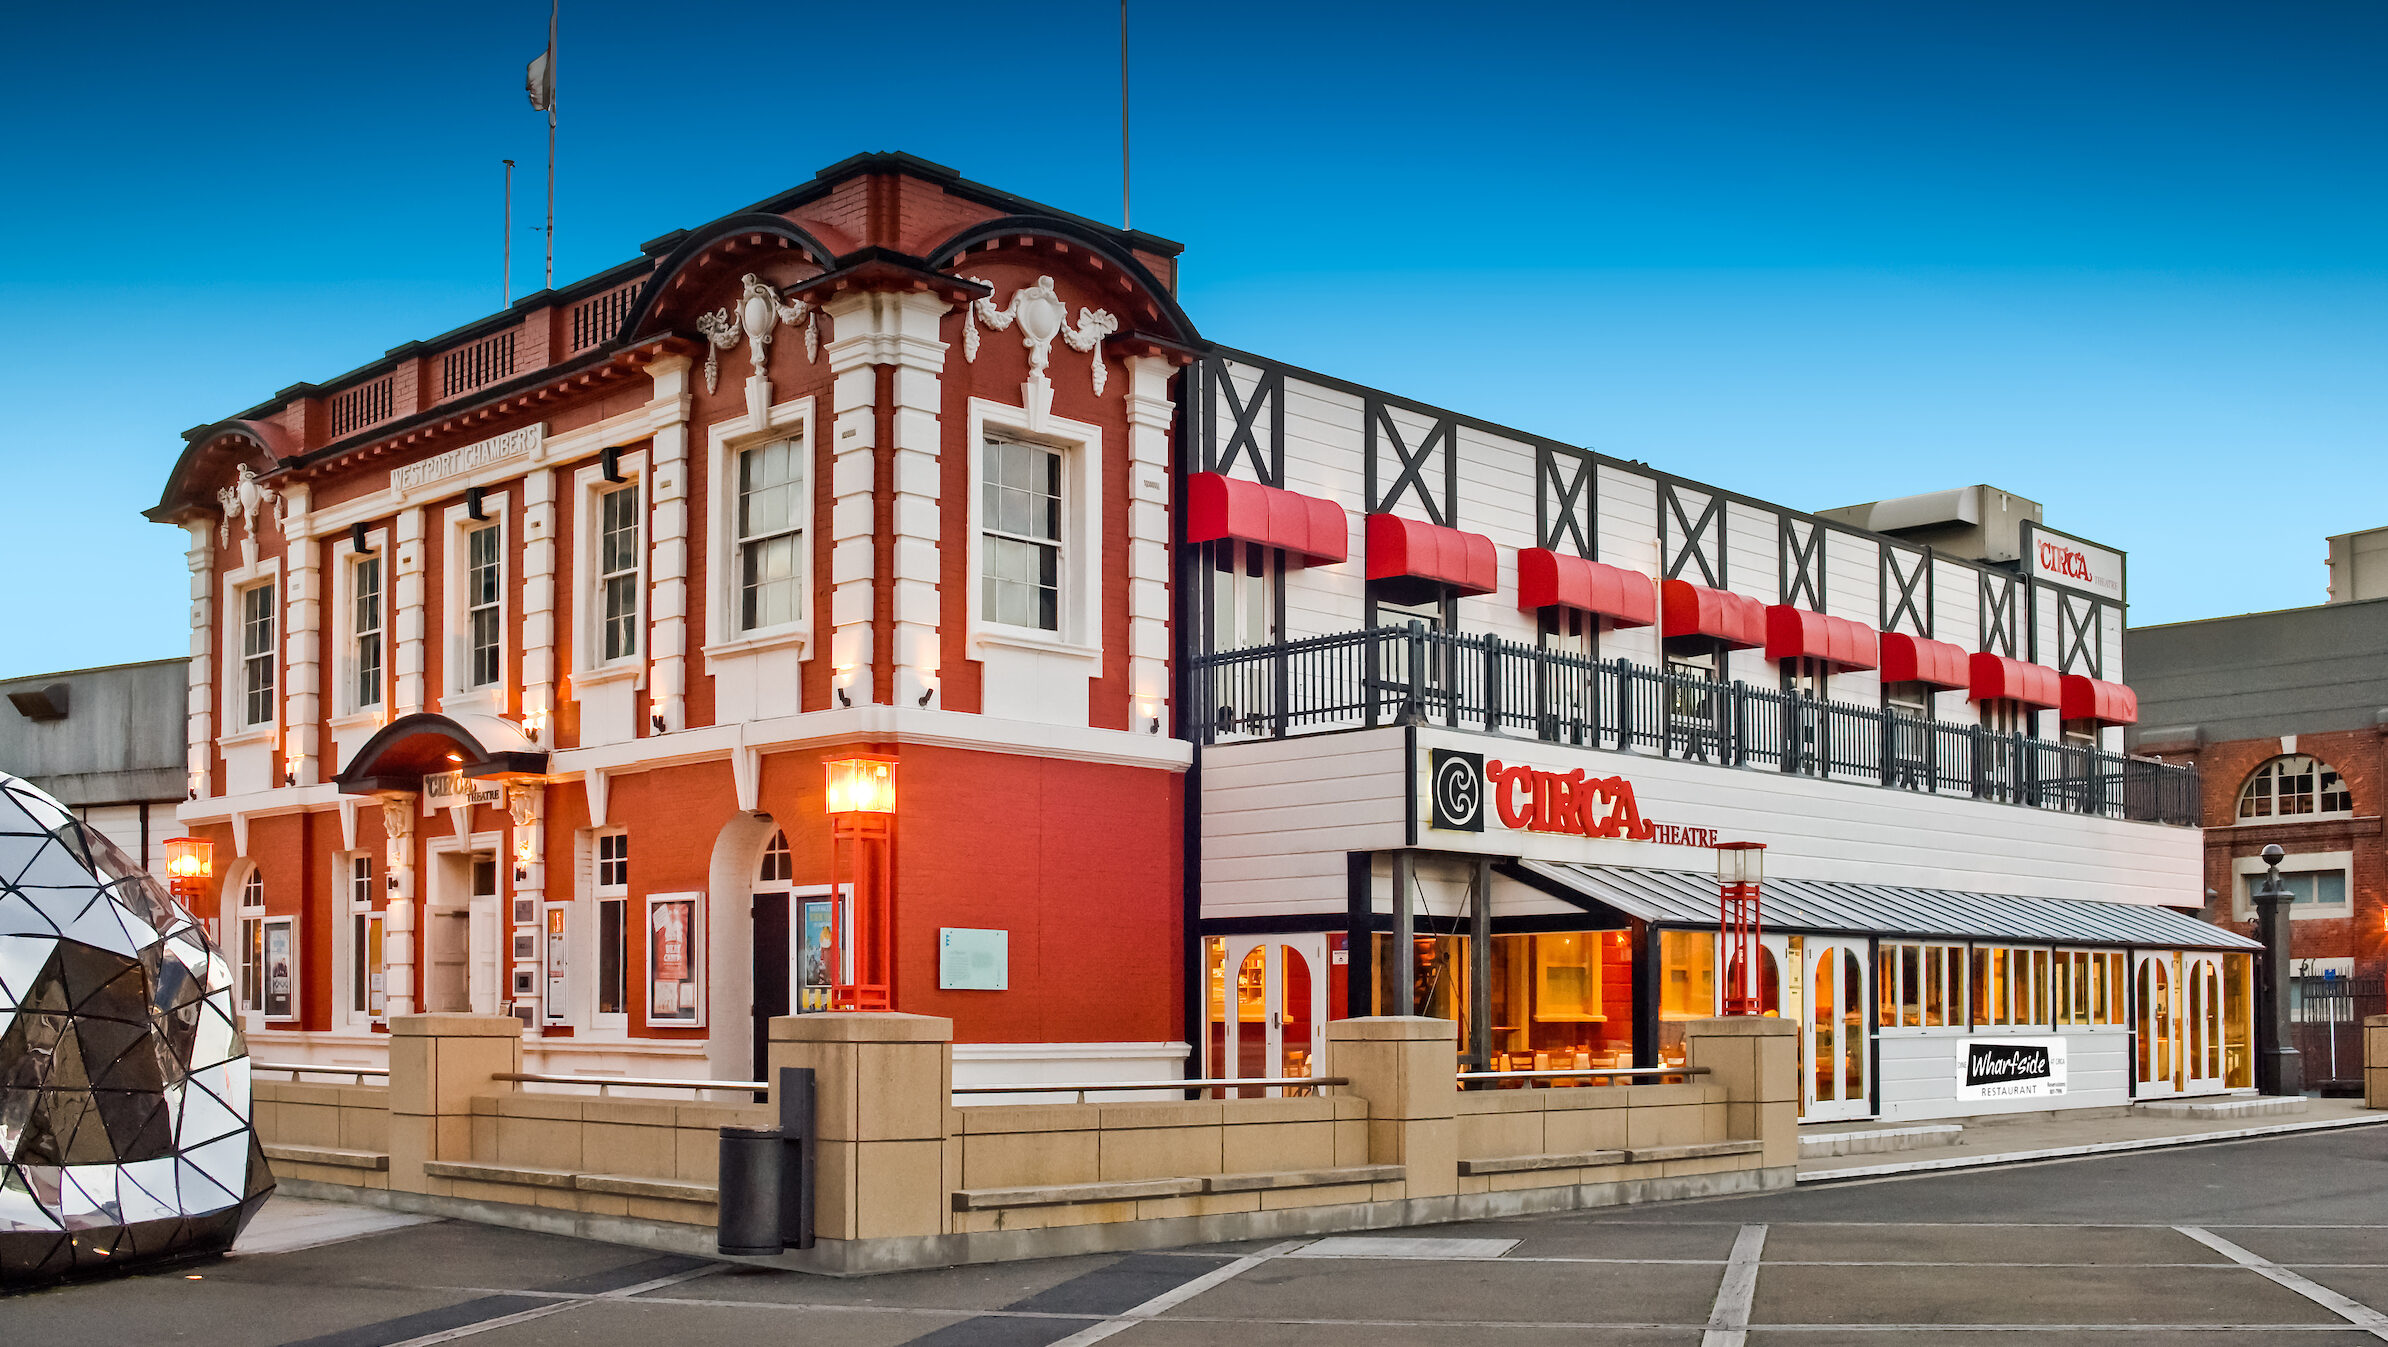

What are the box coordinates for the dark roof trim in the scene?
[332,712,548,795]
[747,151,1187,259]
[615,213,843,343]
[924,215,1203,348]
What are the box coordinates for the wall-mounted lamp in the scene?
[601,446,628,484]
[467,486,488,521]
[350,522,371,553]
[522,705,547,743]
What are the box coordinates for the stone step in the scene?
[1799,1124,1965,1158]
[2133,1095,2309,1120]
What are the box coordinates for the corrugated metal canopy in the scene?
[1512,861,2258,951]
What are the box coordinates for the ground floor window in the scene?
[350,912,384,1019]
[1368,929,1635,1072]
[1878,941,1966,1028]
[596,896,627,1017]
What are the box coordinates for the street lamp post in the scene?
[2251,843,2304,1097]
[822,755,896,1012]
[1718,842,1766,1016]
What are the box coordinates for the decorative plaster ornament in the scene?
[214,465,281,548]
[963,275,1119,395]
[695,273,818,395]
[0,771,273,1287]
[506,783,542,830]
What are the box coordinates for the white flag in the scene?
[525,48,553,112]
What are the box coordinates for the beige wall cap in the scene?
[1324,1016,1459,1042]
[768,1012,954,1043]
[388,1014,527,1038]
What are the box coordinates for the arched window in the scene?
[2236,755,2353,821]
[757,830,791,884]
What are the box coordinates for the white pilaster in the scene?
[281,485,320,786]
[1124,355,1177,731]
[521,468,557,742]
[394,507,427,715]
[823,295,882,706]
[887,292,951,707]
[183,522,215,801]
[381,795,416,1018]
[647,355,694,731]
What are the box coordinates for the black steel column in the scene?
[2252,845,2305,1097]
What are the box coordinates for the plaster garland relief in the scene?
[963,275,1119,399]
[215,463,286,555]
[696,273,819,395]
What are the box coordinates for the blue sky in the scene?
[3,1,2382,671]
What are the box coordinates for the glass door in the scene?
[1208,935,1328,1097]
[2183,952,2227,1095]
[2134,951,2180,1098]
[1804,936,1872,1122]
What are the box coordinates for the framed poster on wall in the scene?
[543,903,569,1025]
[262,916,297,1021]
[646,892,704,1026]
[800,899,834,1012]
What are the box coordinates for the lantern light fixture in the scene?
[163,836,214,903]
[823,756,897,818]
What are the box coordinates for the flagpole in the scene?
[502,159,515,307]
[543,0,557,292]
[1120,0,1130,230]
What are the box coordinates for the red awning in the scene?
[1763,605,1880,670]
[1879,633,1970,689]
[2060,675,2138,726]
[1968,653,2061,708]
[1516,549,1657,627]
[1365,513,1498,596]
[1659,580,1766,650]
[1185,471,1348,567]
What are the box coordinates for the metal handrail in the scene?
[1456,1066,1707,1085]
[493,1071,767,1095]
[955,1076,1347,1104]
[252,1062,389,1081]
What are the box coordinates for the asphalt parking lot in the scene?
[8,1125,2387,1346]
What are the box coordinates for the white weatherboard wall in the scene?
[1199,724,2202,922]
[1877,1029,2131,1122]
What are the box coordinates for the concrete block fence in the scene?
[255,1011,1801,1274]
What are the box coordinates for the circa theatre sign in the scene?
[2022,521,2124,605]
[1428,748,1718,847]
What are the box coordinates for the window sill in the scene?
[572,661,644,691]
[328,708,387,734]
[702,629,810,664]
[970,626,1103,664]
[219,726,277,749]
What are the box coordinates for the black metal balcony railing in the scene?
[1191,623,2200,827]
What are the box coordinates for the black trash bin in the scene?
[716,1124,786,1256]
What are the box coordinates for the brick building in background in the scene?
[2128,524,2388,1085]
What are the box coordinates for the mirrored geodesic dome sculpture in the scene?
[0,771,271,1285]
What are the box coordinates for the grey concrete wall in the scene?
[2126,598,2388,748]
[0,658,186,806]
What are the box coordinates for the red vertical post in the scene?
[1717,841,1767,1016]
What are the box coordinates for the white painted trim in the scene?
[331,527,393,720]
[701,393,816,661]
[2230,850,2354,920]
[965,396,1105,665]
[569,450,650,684]
[439,491,513,715]
[219,557,285,738]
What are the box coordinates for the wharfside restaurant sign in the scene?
[1956,1037,2069,1102]
[2023,521,2124,605]
[1429,748,1718,848]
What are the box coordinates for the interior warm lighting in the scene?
[823,756,897,817]
[445,751,464,763]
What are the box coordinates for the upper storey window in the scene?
[351,552,384,712]
[982,437,1062,632]
[2237,755,2352,821]
[737,440,803,633]
[240,582,276,728]
[1209,542,1278,650]
[464,523,502,689]
[597,482,642,662]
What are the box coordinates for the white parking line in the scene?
[2177,1226,2388,1343]
[1046,1240,1313,1347]
[1701,1224,1768,1347]
[377,1265,722,1347]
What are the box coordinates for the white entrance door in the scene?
[2135,951,2182,1098]
[1803,936,1872,1122]
[2183,952,2227,1095]
[1214,935,1328,1096]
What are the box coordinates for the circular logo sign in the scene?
[1432,750,1483,831]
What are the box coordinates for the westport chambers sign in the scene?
[1956,1037,2069,1102]
[1427,747,1717,848]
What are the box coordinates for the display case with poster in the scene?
[543,903,569,1024]
[262,915,297,1020]
[647,892,704,1025]
[800,898,834,1012]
